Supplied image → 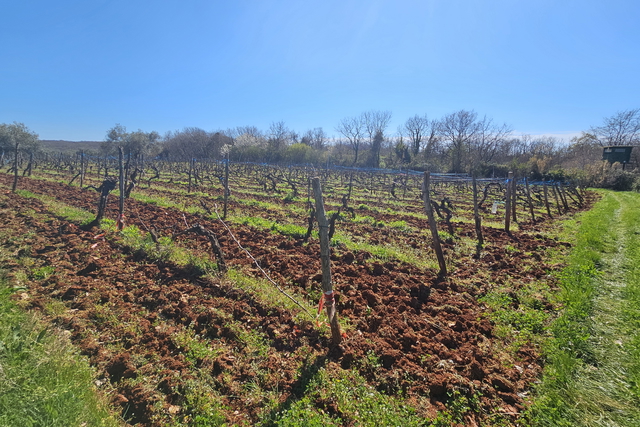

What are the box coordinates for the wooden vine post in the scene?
[524,177,535,222]
[80,150,85,188]
[117,146,125,230]
[11,141,19,193]
[472,174,483,257]
[223,156,230,220]
[505,171,513,233]
[511,173,517,223]
[422,172,447,277]
[543,183,552,218]
[188,158,194,193]
[311,177,342,346]
[559,184,570,211]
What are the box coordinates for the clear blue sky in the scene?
[2,0,639,142]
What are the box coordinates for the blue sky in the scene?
[2,0,639,142]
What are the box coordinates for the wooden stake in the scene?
[118,147,125,230]
[188,158,194,193]
[524,177,535,222]
[472,174,483,257]
[311,177,342,346]
[505,171,513,233]
[511,173,517,223]
[559,184,570,211]
[543,183,552,218]
[223,156,230,220]
[422,172,447,276]
[11,142,19,193]
[80,150,85,188]
[551,184,562,215]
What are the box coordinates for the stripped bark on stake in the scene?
[311,177,342,346]
[422,172,447,277]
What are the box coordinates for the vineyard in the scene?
[0,156,595,426]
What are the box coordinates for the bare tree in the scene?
[438,110,480,173]
[363,110,392,141]
[162,127,217,160]
[530,136,560,157]
[563,133,602,169]
[401,114,430,156]
[230,125,263,140]
[301,127,327,150]
[268,121,291,151]
[363,110,392,168]
[470,116,512,167]
[590,108,640,146]
[335,115,365,166]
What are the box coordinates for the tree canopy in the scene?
[0,122,40,153]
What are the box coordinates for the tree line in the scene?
[2,108,640,185]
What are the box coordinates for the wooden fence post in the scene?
[80,150,85,188]
[223,156,230,220]
[422,172,447,276]
[188,158,194,193]
[524,177,535,222]
[118,147,125,230]
[559,184,570,211]
[472,174,483,257]
[552,184,562,215]
[543,183,552,218]
[311,177,342,346]
[505,171,513,233]
[511,173,517,223]
[11,142,19,193]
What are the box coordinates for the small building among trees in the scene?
[602,145,634,169]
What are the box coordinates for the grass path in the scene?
[530,191,640,426]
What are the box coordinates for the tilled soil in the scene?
[0,174,591,425]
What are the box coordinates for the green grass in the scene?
[331,231,441,271]
[15,189,95,224]
[266,367,424,426]
[527,190,640,426]
[234,215,310,239]
[0,276,121,427]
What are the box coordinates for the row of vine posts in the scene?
[5,151,587,349]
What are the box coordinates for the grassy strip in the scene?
[527,191,640,426]
[265,366,424,427]
[15,189,95,224]
[618,193,640,403]
[0,275,121,427]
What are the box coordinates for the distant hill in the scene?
[40,140,102,154]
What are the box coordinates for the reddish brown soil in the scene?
[0,173,594,426]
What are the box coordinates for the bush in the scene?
[600,169,638,191]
